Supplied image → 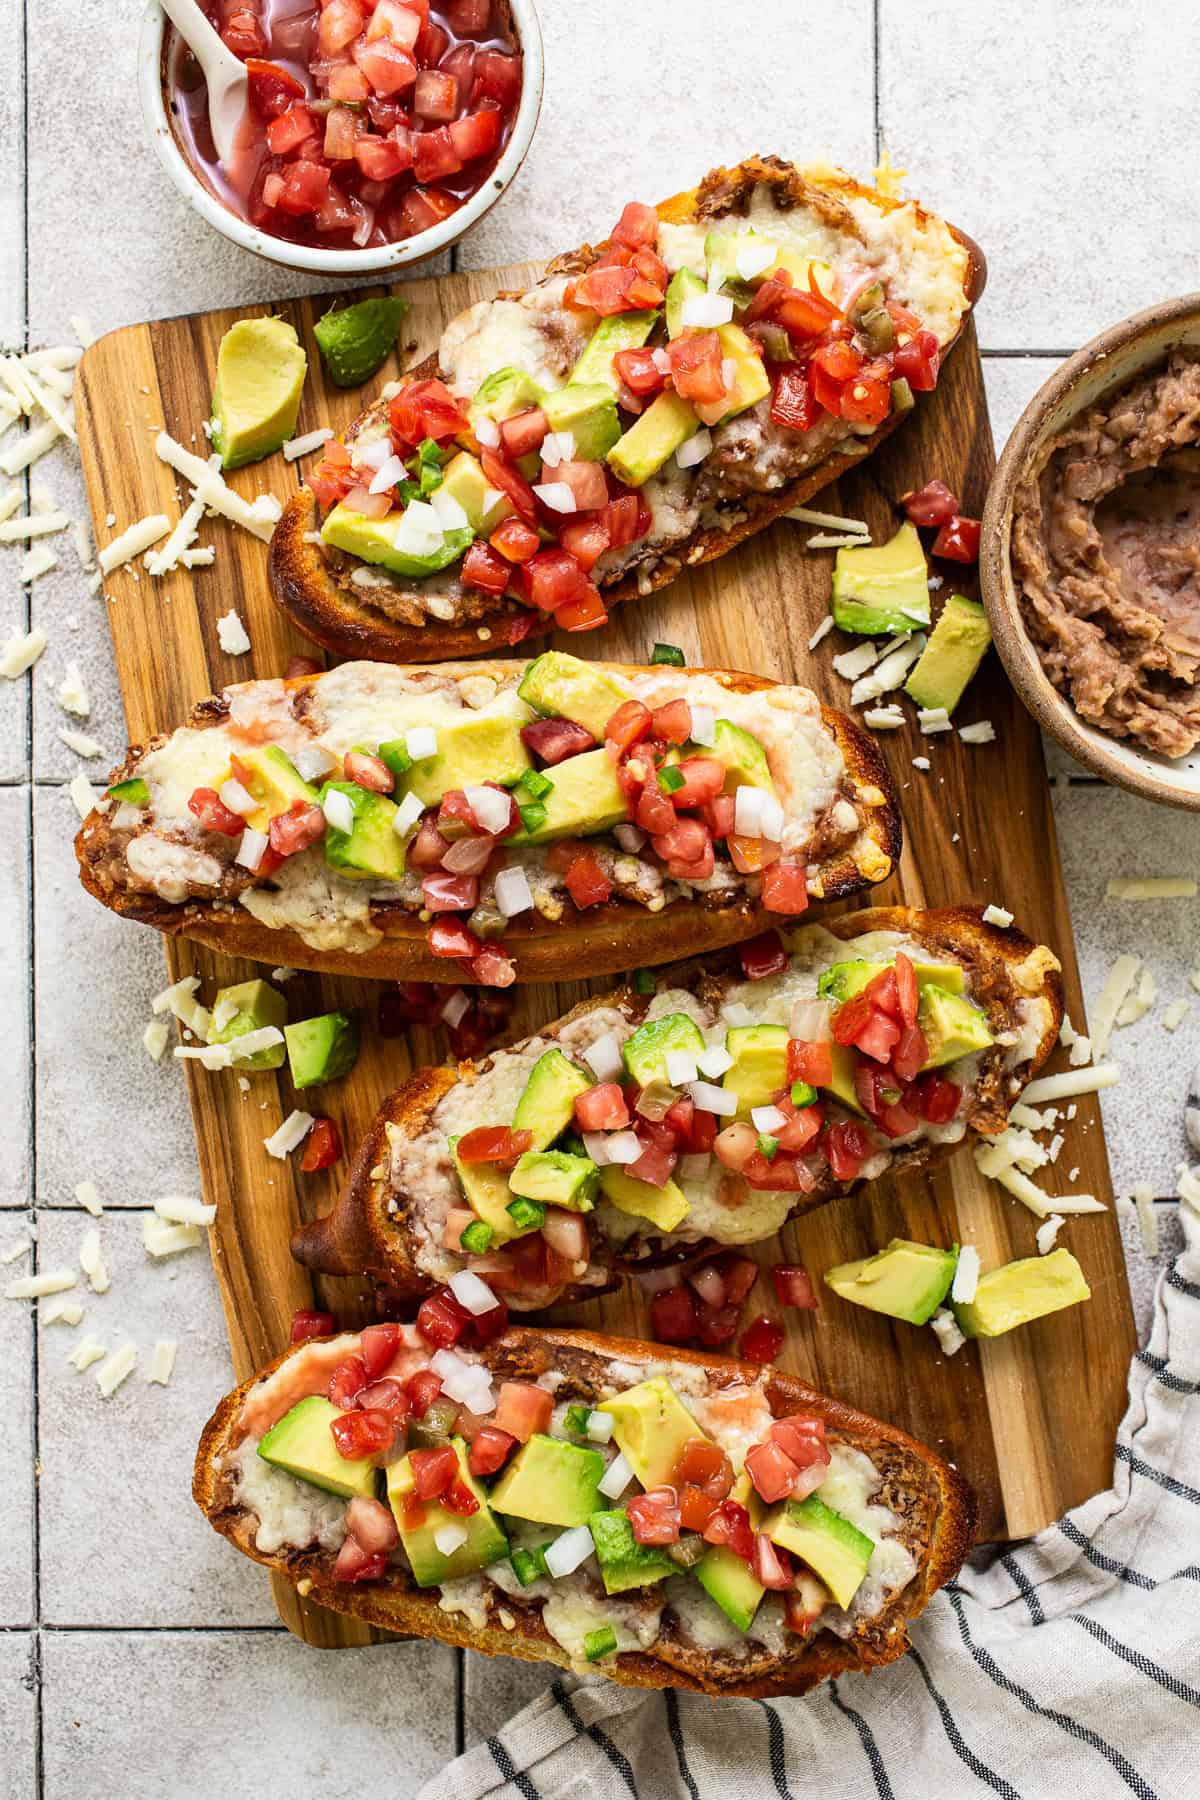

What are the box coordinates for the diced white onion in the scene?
[696,1044,733,1079]
[582,1032,624,1082]
[355,438,393,472]
[614,821,646,853]
[368,454,406,494]
[751,1104,788,1134]
[544,1525,594,1577]
[687,1080,738,1117]
[393,790,425,836]
[758,793,785,843]
[294,742,337,782]
[430,486,470,531]
[736,239,777,280]
[665,1050,698,1087]
[539,431,575,468]
[681,292,734,328]
[323,789,355,835]
[598,1452,633,1499]
[585,1410,614,1443]
[448,1270,501,1316]
[679,1152,712,1182]
[406,727,438,761]
[235,827,268,871]
[430,1348,494,1410]
[582,1131,615,1167]
[219,778,256,818]
[734,786,765,836]
[394,501,445,557]
[789,997,833,1041]
[675,429,713,469]
[532,481,576,515]
[111,802,143,830]
[688,705,716,746]
[721,357,737,391]
[480,485,506,517]
[464,783,512,836]
[650,347,672,374]
[720,1002,754,1029]
[441,989,470,1028]
[600,1131,643,1165]
[474,416,501,448]
[495,865,534,918]
[434,1524,468,1556]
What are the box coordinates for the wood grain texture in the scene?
[74,271,1134,1646]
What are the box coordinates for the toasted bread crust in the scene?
[193,1326,976,1696]
[74,663,901,985]
[268,155,986,663]
[291,905,1063,1297]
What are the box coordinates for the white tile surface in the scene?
[0,790,31,1210]
[464,1653,559,1747]
[0,0,22,348]
[459,0,875,268]
[0,1231,33,1626]
[880,1,1200,351]
[41,1630,457,1799]
[33,786,196,1208]
[0,1635,35,1800]
[36,1210,277,1627]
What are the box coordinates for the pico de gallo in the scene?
[80,656,893,985]
[380,919,1052,1313]
[299,156,973,635]
[168,0,522,250]
[215,1323,929,1670]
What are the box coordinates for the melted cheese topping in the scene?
[439,276,598,396]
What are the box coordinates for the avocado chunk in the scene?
[470,365,546,425]
[817,956,967,1004]
[589,1508,675,1595]
[918,986,993,1069]
[321,779,405,881]
[508,1149,599,1212]
[695,1544,764,1633]
[604,1375,707,1489]
[541,384,622,461]
[512,1048,593,1150]
[824,1238,959,1326]
[664,267,707,340]
[438,450,513,535]
[598,1166,690,1231]
[763,1494,874,1608]
[320,503,474,578]
[570,311,660,389]
[388,1437,509,1585]
[258,1395,377,1499]
[704,229,775,290]
[711,718,776,795]
[621,1012,706,1087]
[904,594,993,714]
[953,1249,1091,1338]
[208,978,287,1071]
[763,247,834,298]
[506,747,626,844]
[313,295,406,388]
[607,390,700,487]
[489,1433,606,1527]
[233,743,320,833]
[284,1010,360,1088]
[210,316,307,470]
[451,1136,531,1246]
[400,709,531,808]
[822,1041,868,1118]
[831,522,931,635]
[722,1023,789,1115]
[518,651,629,742]
[696,323,770,426]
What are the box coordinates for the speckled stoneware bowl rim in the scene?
[981,291,1200,812]
[137,0,544,278]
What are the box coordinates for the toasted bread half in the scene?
[74,662,901,985]
[292,906,1063,1305]
[269,155,986,662]
[194,1326,976,1696]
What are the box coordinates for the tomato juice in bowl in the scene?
[141,0,543,274]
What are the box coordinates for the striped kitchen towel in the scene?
[423,1200,1200,1800]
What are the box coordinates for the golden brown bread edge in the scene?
[291,905,1064,1296]
[193,1325,976,1696]
[267,154,988,663]
[74,663,901,985]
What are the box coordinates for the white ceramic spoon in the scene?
[158,0,249,166]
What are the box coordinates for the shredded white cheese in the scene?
[58,662,90,718]
[264,1110,314,1159]
[20,544,58,581]
[1089,956,1141,1058]
[1116,967,1157,1029]
[145,496,205,577]
[79,1227,110,1294]
[41,1298,83,1327]
[0,629,47,678]
[216,609,252,656]
[918,706,953,734]
[788,506,871,533]
[982,904,1014,929]
[863,705,905,730]
[98,514,171,574]
[58,728,104,758]
[68,1337,106,1373]
[5,1269,77,1300]
[74,1180,103,1216]
[149,1339,179,1386]
[930,1308,965,1356]
[95,1343,137,1398]
[950,1246,980,1304]
[1131,1185,1159,1256]
[851,633,925,704]
[153,1196,216,1227]
[67,773,100,819]
[807,531,871,549]
[143,1217,202,1259]
[1035,1215,1064,1255]
[283,427,334,461]
[1,1234,30,1264]
[1105,877,1196,900]
[832,641,881,680]
[958,720,996,745]
[1020,1064,1120,1105]
[142,1017,170,1062]
[1163,999,1189,1032]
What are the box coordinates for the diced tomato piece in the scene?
[745,1439,800,1504]
[650,1284,699,1344]
[651,816,710,868]
[498,407,547,459]
[331,1407,394,1461]
[701,793,735,840]
[784,1582,827,1633]
[739,931,789,980]
[266,103,317,155]
[742,1151,812,1193]
[319,0,365,55]
[520,546,589,613]
[892,953,919,1028]
[470,946,517,988]
[328,1355,368,1409]
[422,870,479,913]
[368,0,423,47]
[839,366,892,426]
[769,365,821,432]
[605,699,653,752]
[892,1023,929,1084]
[787,1039,832,1087]
[679,1485,718,1532]
[660,756,720,809]
[684,1107,718,1154]
[892,324,941,392]
[410,1444,459,1499]
[330,61,374,102]
[761,860,809,915]
[574,1082,630,1133]
[931,515,982,562]
[673,1438,733,1492]
[856,1011,902,1063]
[557,515,611,571]
[404,1368,444,1418]
[626,1140,677,1189]
[357,1379,408,1422]
[601,493,644,548]
[415,1287,468,1347]
[413,67,459,119]
[309,442,358,511]
[775,1105,822,1154]
[563,851,613,911]
[695,1301,741,1346]
[410,122,461,180]
[187,786,244,837]
[324,103,364,160]
[449,104,504,164]
[752,1533,795,1591]
[355,1323,399,1381]
[610,200,658,249]
[666,331,724,405]
[333,1537,388,1583]
[479,445,537,522]
[555,588,609,633]
[460,539,511,597]
[456,1125,532,1168]
[428,917,483,960]
[571,263,663,315]
[245,58,305,118]
[627,1487,682,1545]
[413,17,448,65]
[354,133,412,180]
[702,1498,755,1561]
[471,48,521,108]
[489,516,540,563]
[916,1072,962,1124]
[648,699,690,745]
[221,9,268,59]
[824,1119,872,1182]
[393,185,453,235]
[299,1117,343,1171]
[390,378,468,446]
[770,1414,828,1470]
[346,1495,401,1555]
[290,1308,335,1343]
[903,479,960,527]
[468,1425,515,1477]
[491,1380,553,1443]
[555,460,609,513]
[518,719,593,769]
[613,347,665,396]
[772,1265,817,1310]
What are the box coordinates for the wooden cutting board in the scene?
[75,267,1135,1649]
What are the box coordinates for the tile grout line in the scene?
[872,0,881,163]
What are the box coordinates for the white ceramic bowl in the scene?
[138,0,543,277]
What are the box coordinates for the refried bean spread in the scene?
[1010,348,1200,757]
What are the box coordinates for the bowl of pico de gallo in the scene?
[139,0,543,276]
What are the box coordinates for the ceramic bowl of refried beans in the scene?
[982,293,1200,808]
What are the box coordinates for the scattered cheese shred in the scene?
[174,1024,282,1070]
[58,728,104,758]
[58,662,90,718]
[1090,955,1141,1058]
[143,1217,202,1259]
[832,641,881,680]
[142,1017,170,1062]
[283,427,334,461]
[79,1227,110,1294]
[1035,1215,1064,1255]
[863,705,905,730]
[950,1246,979,1305]
[1020,1063,1120,1105]
[95,1343,137,1398]
[958,720,996,745]
[851,634,926,704]
[154,1196,216,1227]
[1,629,48,679]
[216,609,252,656]
[1163,998,1189,1032]
[982,903,1014,929]
[20,543,58,582]
[70,315,96,348]
[74,1180,102,1217]
[1105,877,1196,900]
[1,1234,31,1264]
[68,1337,106,1372]
[5,1269,77,1300]
[0,417,62,478]
[0,510,70,543]
[1131,1185,1159,1256]
[144,495,205,578]
[1116,967,1157,1028]
[918,707,952,735]
[786,506,871,533]
[264,1110,315,1159]
[807,531,871,549]
[41,1298,83,1327]
[98,513,171,574]
[988,1160,1107,1219]
[68,773,100,819]
[149,1339,178,1386]
[930,1308,965,1356]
